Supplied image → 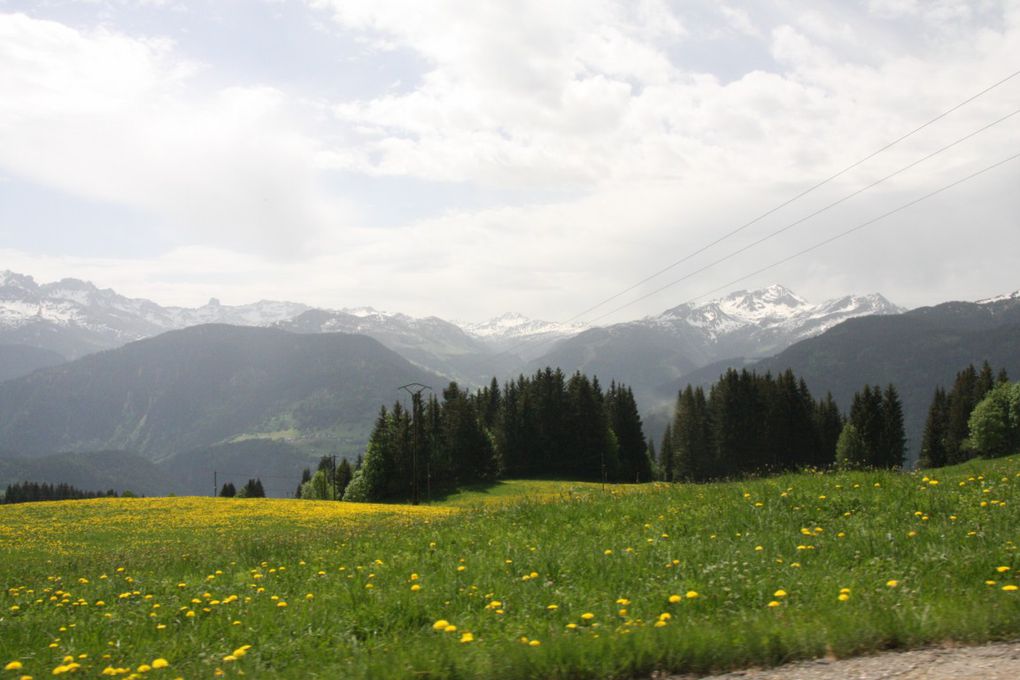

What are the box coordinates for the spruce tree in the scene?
[335,458,353,499]
[919,387,949,468]
[607,383,650,482]
[813,392,843,468]
[946,365,978,463]
[879,384,906,468]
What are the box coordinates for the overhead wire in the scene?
[583,107,1020,324]
[565,68,1020,322]
[625,149,1020,316]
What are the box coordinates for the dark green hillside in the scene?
[158,440,320,498]
[0,343,65,382]
[0,450,165,496]
[0,325,441,460]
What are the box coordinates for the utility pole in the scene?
[213,470,218,498]
[399,383,432,505]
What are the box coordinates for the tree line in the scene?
[297,361,1017,501]
[303,369,650,503]
[1,481,121,504]
[218,478,266,498]
[655,368,904,481]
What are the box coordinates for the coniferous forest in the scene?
[320,366,912,503]
[341,370,651,503]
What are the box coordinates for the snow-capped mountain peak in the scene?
[652,285,903,344]
[463,312,585,340]
[977,289,1020,304]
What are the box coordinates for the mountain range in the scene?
[0,271,900,390]
[2,269,1016,495]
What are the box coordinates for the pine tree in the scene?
[946,365,978,463]
[219,482,236,498]
[606,383,650,482]
[919,387,949,468]
[879,384,906,468]
[344,407,392,502]
[295,468,312,498]
[813,392,843,467]
[849,385,884,467]
[335,458,353,499]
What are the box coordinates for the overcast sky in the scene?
[0,0,1018,323]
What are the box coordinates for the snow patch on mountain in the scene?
[652,285,902,343]
[463,312,586,341]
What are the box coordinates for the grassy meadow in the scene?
[2,458,1020,679]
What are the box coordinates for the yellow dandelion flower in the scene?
[4,662,23,671]
[1003,585,1019,592]
[581,612,595,621]
[277,601,288,608]
[151,659,169,669]
[767,600,780,608]
[432,619,450,631]
[528,640,541,647]
[997,566,1011,573]
[886,580,899,588]
[773,589,787,598]
[546,604,558,610]
[668,594,682,604]
[686,590,699,599]
[838,593,850,602]
[459,632,474,643]
[444,624,457,633]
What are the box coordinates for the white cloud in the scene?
[0,12,355,257]
[2,2,1019,322]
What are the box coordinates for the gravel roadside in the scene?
[658,640,1020,680]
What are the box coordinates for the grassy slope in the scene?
[1,458,1019,679]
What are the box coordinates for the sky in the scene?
[0,0,1018,324]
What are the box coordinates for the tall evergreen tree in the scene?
[946,365,979,463]
[335,458,353,499]
[879,384,906,468]
[606,382,650,482]
[919,387,949,469]
[813,392,844,467]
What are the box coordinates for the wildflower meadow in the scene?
[2,458,1020,679]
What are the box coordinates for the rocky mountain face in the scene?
[0,324,441,461]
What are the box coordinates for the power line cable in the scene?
[566,68,1020,322]
[584,107,1020,324]
[601,149,1020,320]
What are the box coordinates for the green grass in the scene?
[2,457,1020,679]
